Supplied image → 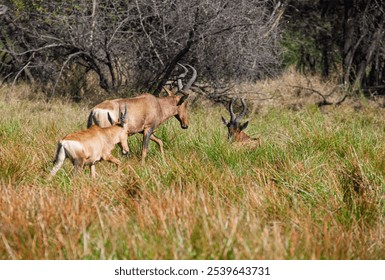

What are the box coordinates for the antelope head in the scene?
[163,64,197,129]
[222,97,250,142]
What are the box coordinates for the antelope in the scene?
[50,106,128,178]
[222,97,258,143]
[87,64,197,163]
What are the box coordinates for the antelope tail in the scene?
[53,142,64,164]
[51,142,66,176]
[87,111,94,128]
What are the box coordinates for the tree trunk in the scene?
[342,0,355,85]
[355,27,384,90]
[153,38,193,96]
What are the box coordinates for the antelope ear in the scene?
[221,116,228,126]
[240,121,249,131]
[107,112,115,126]
[177,94,189,106]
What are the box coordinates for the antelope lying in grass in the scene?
[50,106,128,178]
[222,97,259,144]
[87,64,197,163]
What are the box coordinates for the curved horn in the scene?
[177,63,188,91]
[235,97,247,123]
[181,64,197,91]
[229,97,237,122]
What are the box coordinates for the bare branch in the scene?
[90,0,98,49]
[12,61,31,88]
[135,0,164,66]
[52,51,85,96]
[0,44,67,56]
[290,85,347,107]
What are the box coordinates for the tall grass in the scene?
[0,86,384,260]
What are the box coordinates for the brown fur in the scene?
[87,93,189,163]
[51,114,128,178]
[234,130,252,142]
[226,125,259,144]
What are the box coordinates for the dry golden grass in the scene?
[0,75,384,260]
[230,67,366,114]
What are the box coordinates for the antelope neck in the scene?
[158,96,179,121]
[103,125,126,144]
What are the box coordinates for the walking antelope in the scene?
[222,97,258,143]
[87,64,197,163]
[50,106,128,178]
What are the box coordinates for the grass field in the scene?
[0,83,384,260]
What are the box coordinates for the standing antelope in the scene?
[50,106,128,178]
[87,64,197,163]
[222,97,257,143]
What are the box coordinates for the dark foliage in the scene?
[0,0,282,97]
[283,0,385,94]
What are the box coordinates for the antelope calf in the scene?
[87,64,197,163]
[222,97,259,144]
[50,107,128,178]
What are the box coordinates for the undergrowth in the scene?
[0,86,384,260]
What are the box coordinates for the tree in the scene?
[282,0,385,94]
[0,0,283,98]
[342,0,385,91]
